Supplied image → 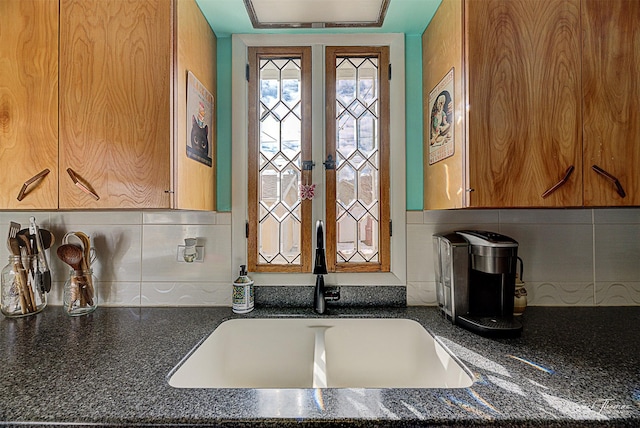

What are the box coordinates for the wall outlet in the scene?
[176,245,205,263]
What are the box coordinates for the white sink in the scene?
[168,318,473,389]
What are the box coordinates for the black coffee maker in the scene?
[433,230,522,337]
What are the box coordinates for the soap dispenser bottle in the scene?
[232,265,254,314]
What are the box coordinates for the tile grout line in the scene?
[591,209,597,306]
[139,216,144,307]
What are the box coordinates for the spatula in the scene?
[6,222,20,252]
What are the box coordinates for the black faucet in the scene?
[313,220,340,314]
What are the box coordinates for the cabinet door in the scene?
[174,0,217,211]
[0,0,58,209]
[582,0,640,206]
[59,0,172,209]
[466,0,582,207]
[423,0,465,209]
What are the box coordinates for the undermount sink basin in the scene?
[168,318,473,389]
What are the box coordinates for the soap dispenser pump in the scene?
[232,265,254,314]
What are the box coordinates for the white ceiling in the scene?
[195,0,442,37]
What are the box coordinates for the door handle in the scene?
[591,165,626,198]
[541,165,575,198]
[17,169,50,201]
[67,168,100,200]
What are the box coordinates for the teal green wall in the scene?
[405,35,424,211]
[215,36,424,211]
[216,38,232,211]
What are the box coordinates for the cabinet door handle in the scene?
[67,168,100,200]
[591,165,626,198]
[17,169,51,201]
[541,165,575,198]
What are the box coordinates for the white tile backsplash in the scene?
[141,224,231,282]
[408,208,640,307]
[526,282,595,306]
[142,210,217,225]
[1,211,233,308]
[49,224,144,283]
[1,208,638,307]
[499,223,594,282]
[140,281,231,306]
[595,282,640,306]
[498,208,593,224]
[50,210,143,225]
[423,209,500,224]
[407,281,437,306]
[98,281,143,307]
[594,224,640,282]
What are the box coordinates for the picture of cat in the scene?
[186,71,213,167]
[191,115,209,157]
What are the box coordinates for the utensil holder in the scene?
[63,269,97,316]
[1,255,47,317]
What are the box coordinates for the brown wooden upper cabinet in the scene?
[582,0,640,206]
[423,0,640,209]
[0,0,59,210]
[0,0,216,210]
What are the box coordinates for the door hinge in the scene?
[388,64,392,80]
[389,219,392,237]
[246,64,250,81]
[245,221,249,238]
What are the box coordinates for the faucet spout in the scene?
[313,221,339,314]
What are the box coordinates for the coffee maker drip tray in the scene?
[457,314,522,337]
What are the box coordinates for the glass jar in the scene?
[63,269,97,316]
[513,276,527,316]
[1,255,47,317]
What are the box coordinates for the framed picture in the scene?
[186,70,213,167]
[428,68,454,165]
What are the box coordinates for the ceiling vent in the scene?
[243,0,390,29]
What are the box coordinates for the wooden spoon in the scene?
[72,231,95,299]
[56,244,94,308]
[56,244,84,271]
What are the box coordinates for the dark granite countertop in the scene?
[1,305,639,427]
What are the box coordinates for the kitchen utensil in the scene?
[17,228,55,250]
[57,244,84,271]
[63,268,97,316]
[73,232,92,266]
[16,234,41,302]
[17,233,33,255]
[19,249,38,311]
[8,237,33,313]
[62,232,84,249]
[6,222,20,252]
[72,231,95,297]
[57,244,94,308]
[28,218,51,294]
[1,253,46,316]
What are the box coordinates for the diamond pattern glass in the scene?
[258,57,303,265]
[335,56,380,264]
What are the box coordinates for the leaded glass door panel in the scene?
[248,47,312,272]
[325,46,390,273]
